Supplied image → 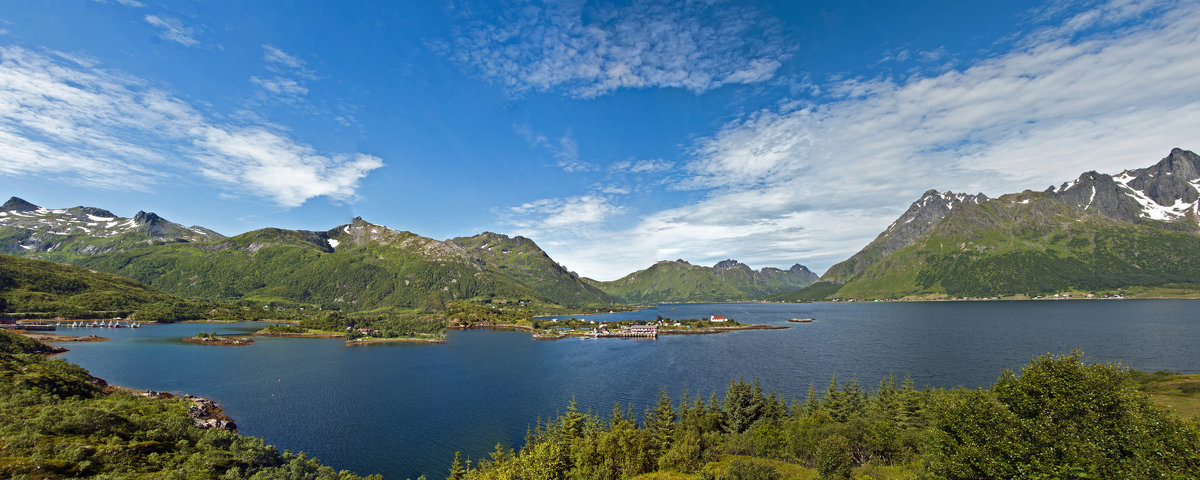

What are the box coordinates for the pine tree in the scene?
[646,390,676,456]
[825,373,847,421]
[802,382,820,417]
[447,451,465,480]
[843,375,865,418]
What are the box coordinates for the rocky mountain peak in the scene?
[886,190,989,235]
[713,259,745,270]
[78,206,116,218]
[789,263,815,274]
[1048,148,1200,226]
[821,189,989,284]
[2,197,38,212]
[133,211,162,225]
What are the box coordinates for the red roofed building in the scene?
[710,316,730,322]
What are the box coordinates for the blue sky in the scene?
[2,0,1198,280]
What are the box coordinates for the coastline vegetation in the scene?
[0,329,380,480]
[451,352,1200,480]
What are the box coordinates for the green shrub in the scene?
[815,435,853,480]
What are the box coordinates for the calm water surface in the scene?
[54,300,1200,479]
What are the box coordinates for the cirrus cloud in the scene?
[444,0,791,98]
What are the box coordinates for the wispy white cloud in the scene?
[92,0,145,7]
[514,125,593,172]
[263,44,305,70]
[251,76,308,101]
[444,0,790,98]
[252,44,318,104]
[0,46,383,207]
[522,0,1200,279]
[144,14,198,47]
[611,159,673,174]
[507,194,623,232]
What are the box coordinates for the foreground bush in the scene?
[455,352,1200,480]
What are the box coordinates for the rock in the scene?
[186,397,237,432]
[2,197,39,212]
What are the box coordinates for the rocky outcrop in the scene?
[183,395,238,432]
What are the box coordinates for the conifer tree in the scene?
[447,452,465,480]
[824,372,848,421]
[646,390,676,455]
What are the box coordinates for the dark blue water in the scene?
[53,300,1200,479]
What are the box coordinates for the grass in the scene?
[628,472,700,480]
[1135,371,1200,421]
[683,455,919,480]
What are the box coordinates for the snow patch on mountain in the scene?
[1113,171,1196,221]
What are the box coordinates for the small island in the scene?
[255,324,446,345]
[11,329,108,345]
[184,332,255,346]
[523,315,787,340]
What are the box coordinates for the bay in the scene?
[53,300,1200,479]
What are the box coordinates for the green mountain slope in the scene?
[0,253,193,317]
[66,218,614,311]
[449,232,617,306]
[785,149,1200,300]
[819,190,989,284]
[587,259,817,304]
[834,192,1200,299]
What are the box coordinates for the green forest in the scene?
[450,352,1200,480]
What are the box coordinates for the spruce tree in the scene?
[447,452,465,480]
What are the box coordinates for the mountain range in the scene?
[1,199,814,310]
[5,148,1196,308]
[584,259,817,304]
[779,148,1200,300]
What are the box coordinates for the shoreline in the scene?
[533,323,788,340]
[254,331,345,339]
[178,319,301,324]
[812,295,1200,303]
[347,336,445,345]
[183,336,255,346]
[255,329,447,345]
[12,330,109,345]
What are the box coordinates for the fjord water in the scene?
[57,300,1199,479]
